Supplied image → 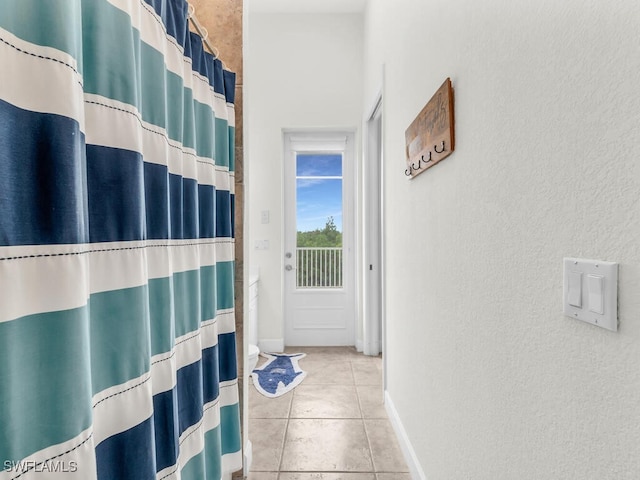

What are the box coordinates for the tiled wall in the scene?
[188,1,244,477]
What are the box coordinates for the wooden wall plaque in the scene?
[405,78,455,178]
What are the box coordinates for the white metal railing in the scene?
[296,247,343,288]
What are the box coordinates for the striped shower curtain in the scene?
[0,0,241,479]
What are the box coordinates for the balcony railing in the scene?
[296,247,343,288]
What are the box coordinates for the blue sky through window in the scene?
[297,154,342,176]
[296,154,343,232]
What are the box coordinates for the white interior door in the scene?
[283,131,355,346]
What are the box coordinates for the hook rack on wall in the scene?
[405,144,450,176]
[404,78,455,179]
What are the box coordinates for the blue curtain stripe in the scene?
[95,417,157,480]
[0,99,89,247]
[0,0,241,478]
[152,389,180,472]
[87,145,147,243]
[202,344,221,402]
[144,162,172,240]
[143,0,189,51]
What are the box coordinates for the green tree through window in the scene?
[296,217,343,287]
[297,216,342,247]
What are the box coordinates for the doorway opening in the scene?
[283,131,356,346]
[363,95,384,357]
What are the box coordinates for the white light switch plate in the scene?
[563,258,618,331]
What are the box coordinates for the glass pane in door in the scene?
[295,154,343,288]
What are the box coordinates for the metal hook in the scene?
[405,167,412,177]
[412,161,421,171]
[434,141,446,154]
[422,151,432,163]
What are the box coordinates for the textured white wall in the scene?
[246,13,364,347]
[363,0,640,478]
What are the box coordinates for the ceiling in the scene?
[247,0,368,14]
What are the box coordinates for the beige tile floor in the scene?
[248,347,411,480]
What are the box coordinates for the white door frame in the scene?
[363,94,384,357]
[282,130,357,346]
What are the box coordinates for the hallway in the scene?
[247,347,410,479]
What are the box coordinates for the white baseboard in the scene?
[243,440,252,477]
[385,391,427,480]
[258,338,284,353]
[363,340,381,356]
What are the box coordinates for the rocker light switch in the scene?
[563,258,618,332]
[567,271,582,307]
[587,275,604,314]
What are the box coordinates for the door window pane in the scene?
[296,154,342,177]
[295,154,343,288]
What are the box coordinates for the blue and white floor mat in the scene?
[251,352,307,398]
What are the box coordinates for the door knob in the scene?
[285,265,293,271]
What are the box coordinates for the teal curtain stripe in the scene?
[182,88,196,150]
[81,0,231,161]
[90,285,151,395]
[216,261,235,311]
[149,277,176,357]
[220,403,241,455]
[174,269,202,339]
[215,118,230,168]
[0,0,84,73]
[200,265,217,322]
[194,101,215,159]
[166,71,185,141]
[82,0,142,109]
[139,41,191,139]
[0,307,93,463]
[140,262,233,359]
[140,41,168,130]
[203,426,222,479]
[181,450,206,480]
[228,127,236,172]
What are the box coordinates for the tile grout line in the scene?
[354,357,377,475]
[353,358,366,420]
[275,383,295,474]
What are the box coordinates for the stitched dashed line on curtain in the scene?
[0,35,82,83]
[0,240,235,262]
[151,349,178,366]
[177,418,204,449]
[158,463,180,480]
[8,434,94,480]
[92,375,152,409]
[150,323,221,370]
